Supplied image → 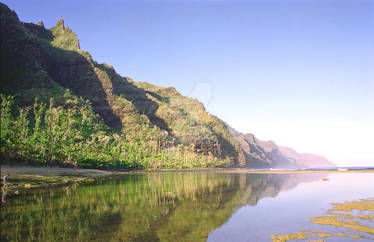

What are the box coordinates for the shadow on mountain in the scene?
[216,133,239,165]
[0,8,171,132]
[46,47,123,129]
[100,64,170,132]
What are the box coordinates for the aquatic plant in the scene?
[270,198,374,241]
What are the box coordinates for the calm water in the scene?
[1,172,373,241]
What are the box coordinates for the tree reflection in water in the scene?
[0,172,324,241]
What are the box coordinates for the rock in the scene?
[36,20,44,27]
[56,18,64,28]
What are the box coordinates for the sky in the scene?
[3,0,374,166]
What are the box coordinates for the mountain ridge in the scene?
[0,3,332,169]
[227,123,335,168]
[1,2,244,168]
[278,146,335,168]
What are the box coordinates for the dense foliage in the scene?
[0,93,228,169]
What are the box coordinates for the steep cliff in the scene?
[229,127,302,168]
[227,122,334,169]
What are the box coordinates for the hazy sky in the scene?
[3,0,374,166]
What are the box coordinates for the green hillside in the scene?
[1,3,326,170]
[0,3,247,169]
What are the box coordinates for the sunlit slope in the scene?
[0,3,245,168]
[1,2,329,169]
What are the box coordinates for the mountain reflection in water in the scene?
[1,172,326,241]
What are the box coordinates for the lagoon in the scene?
[1,171,373,241]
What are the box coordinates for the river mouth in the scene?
[1,171,373,241]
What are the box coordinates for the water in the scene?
[1,171,373,241]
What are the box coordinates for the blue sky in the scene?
[3,0,374,165]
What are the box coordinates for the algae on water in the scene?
[270,198,374,241]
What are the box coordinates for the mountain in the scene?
[278,146,335,168]
[227,124,303,168]
[227,124,334,168]
[0,3,330,170]
[0,2,246,168]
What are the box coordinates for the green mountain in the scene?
[0,3,329,169]
[0,3,246,169]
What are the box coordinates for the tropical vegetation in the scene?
[0,93,228,169]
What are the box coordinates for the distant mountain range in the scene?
[0,3,334,169]
[227,124,335,168]
[278,146,335,168]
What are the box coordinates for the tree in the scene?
[0,94,14,154]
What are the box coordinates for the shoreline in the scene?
[232,169,374,174]
[0,165,235,194]
[1,165,373,195]
[0,165,124,194]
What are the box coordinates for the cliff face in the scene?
[227,124,333,169]
[0,3,245,167]
[230,129,301,168]
[278,146,335,168]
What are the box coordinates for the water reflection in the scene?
[0,172,325,241]
[1,187,7,204]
